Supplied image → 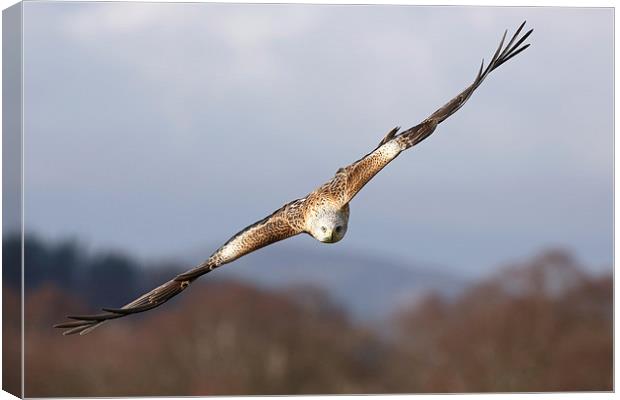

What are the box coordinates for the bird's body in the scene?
[56,22,533,335]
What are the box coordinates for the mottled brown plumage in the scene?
[55,22,532,335]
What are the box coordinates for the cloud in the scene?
[61,3,170,37]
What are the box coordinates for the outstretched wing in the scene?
[336,21,532,204]
[54,199,307,335]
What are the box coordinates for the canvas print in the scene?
[2,1,613,397]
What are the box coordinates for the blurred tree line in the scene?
[4,233,164,307]
[2,234,612,396]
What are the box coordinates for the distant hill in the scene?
[5,233,467,325]
[177,244,468,323]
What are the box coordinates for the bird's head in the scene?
[308,206,349,243]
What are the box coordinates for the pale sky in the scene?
[19,3,613,277]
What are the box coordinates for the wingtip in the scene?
[101,307,125,314]
[66,314,97,321]
[499,29,507,46]
[53,320,76,328]
[514,20,527,34]
[61,325,86,336]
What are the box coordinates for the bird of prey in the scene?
[55,22,532,335]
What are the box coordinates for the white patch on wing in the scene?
[379,141,402,158]
[220,241,241,261]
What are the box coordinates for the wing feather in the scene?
[54,199,306,335]
[335,22,532,203]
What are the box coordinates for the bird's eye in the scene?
[321,226,327,232]
[335,226,342,233]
